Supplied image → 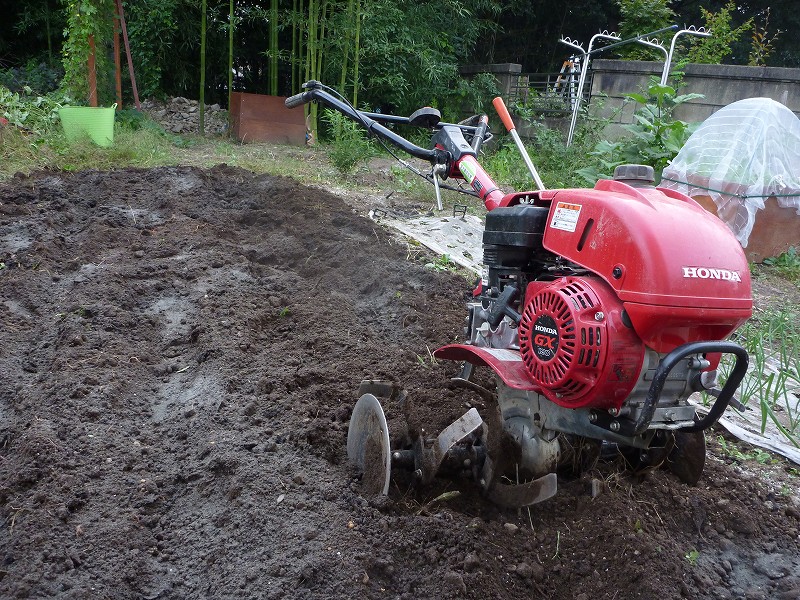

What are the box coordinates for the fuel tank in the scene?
[532,169,752,352]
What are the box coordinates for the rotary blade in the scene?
[347,393,392,496]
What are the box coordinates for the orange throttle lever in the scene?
[492,97,545,191]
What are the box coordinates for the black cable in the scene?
[312,82,482,198]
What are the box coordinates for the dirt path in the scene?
[1,166,798,599]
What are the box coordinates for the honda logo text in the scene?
[682,266,742,282]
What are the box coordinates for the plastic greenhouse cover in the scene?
[661,97,800,247]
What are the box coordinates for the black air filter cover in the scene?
[483,205,549,250]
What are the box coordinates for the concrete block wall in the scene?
[589,59,800,133]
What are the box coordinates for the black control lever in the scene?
[487,285,522,328]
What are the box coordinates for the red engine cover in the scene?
[518,277,645,410]
[531,180,752,353]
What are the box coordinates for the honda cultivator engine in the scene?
[290,80,755,507]
[427,165,751,503]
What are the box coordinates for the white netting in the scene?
[660,97,800,247]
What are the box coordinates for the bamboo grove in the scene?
[4,0,797,138]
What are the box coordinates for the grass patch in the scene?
[713,306,800,448]
[764,247,800,282]
[1,115,336,185]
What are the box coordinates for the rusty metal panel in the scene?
[694,195,799,263]
[230,92,306,145]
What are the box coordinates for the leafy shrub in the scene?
[616,0,676,60]
[748,8,782,67]
[0,85,70,135]
[576,82,701,184]
[320,108,375,175]
[0,60,63,94]
[686,1,753,65]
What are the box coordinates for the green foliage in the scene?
[2,1,66,69]
[716,436,774,464]
[717,306,800,447]
[113,108,165,135]
[0,60,63,94]
[61,0,115,103]
[320,108,375,174]
[684,549,700,566]
[424,254,456,272]
[615,0,675,60]
[686,1,753,65]
[358,0,499,116]
[0,85,70,135]
[748,8,782,67]
[124,0,182,99]
[513,90,571,119]
[484,117,605,191]
[576,82,701,183]
[763,247,800,281]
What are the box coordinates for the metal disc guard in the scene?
[347,393,392,495]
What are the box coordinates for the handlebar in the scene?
[286,80,508,211]
[285,90,314,109]
[285,82,442,162]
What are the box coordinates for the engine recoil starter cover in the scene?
[518,277,645,409]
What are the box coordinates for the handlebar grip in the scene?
[285,91,312,109]
[492,97,516,133]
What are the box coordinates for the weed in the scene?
[321,108,375,175]
[278,307,291,318]
[763,247,800,281]
[483,117,605,190]
[576,81,702,183]
[717,435,775,464]
[685,549,700,566]
[0,84,68,135]
[415,346,438,368]
[715,306,800,447]
[424,254,455,273]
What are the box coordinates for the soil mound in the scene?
[0,167,798,599]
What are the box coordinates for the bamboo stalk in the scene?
[352,0,361,106]
[200,0,207,135]
[297,0,305,91]
[291,0,297,93]
[339,0,354,95]
[270,0,278,95]
[228,0,234,110]
[306,0,317,138]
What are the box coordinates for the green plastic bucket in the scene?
[59,104,116,147]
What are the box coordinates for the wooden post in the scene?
[115,0,141,110]
[88,34,98,106]
[114,12,123,109]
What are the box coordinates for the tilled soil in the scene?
[1,166,799,600]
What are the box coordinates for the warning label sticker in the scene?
[459,161,477,183]
[550,201,582,233]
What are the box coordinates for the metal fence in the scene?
[507,68,594,115]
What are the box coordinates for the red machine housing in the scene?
[435,178,753,409]
[536,180,752,353]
